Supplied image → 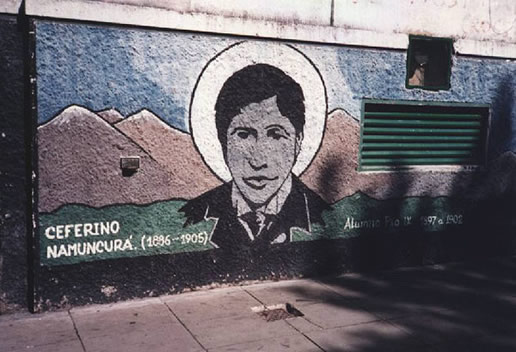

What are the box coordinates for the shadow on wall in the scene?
[0,15,27,313]
[308,72,516,274]
[314,153,417,271]
[488,74,515,160]
[449,73,516,254]
[282,257,516,351]
[316,153,516,276]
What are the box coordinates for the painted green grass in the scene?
[40,193,468,265]
[40,200,216,266]
[292,192,466,242]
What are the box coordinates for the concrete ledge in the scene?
[334,0,516,59]
[455,39,516,59]
[24,0,516,59]
[25,0,408,49]
[334,0,516,43]
[101,0,332,26]
[0,0,22,14]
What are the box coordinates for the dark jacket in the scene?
[179,175,330,252]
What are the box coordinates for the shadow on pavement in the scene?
[285,257,516,351]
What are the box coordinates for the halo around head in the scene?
[190,41,327,182]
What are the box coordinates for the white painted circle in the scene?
[190,41,327,182]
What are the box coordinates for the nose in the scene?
[248,147,268,170]
[249,157,267,170]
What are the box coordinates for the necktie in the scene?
[241,211,267,237]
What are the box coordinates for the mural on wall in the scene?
[183,43,331,249]
[36,22,516,266]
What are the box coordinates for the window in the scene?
[359,100,489,171]
[406,36,453,91]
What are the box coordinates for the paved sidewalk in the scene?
[1,256,516,352]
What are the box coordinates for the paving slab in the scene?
[8,339,84,352]
[423,314,516,352]
[0,311,80,352]
[306,321,428,352]
[317,278,375,302]
[388,309,488,346]
[71,299,202,352]
[163,287,259,323]
[2,257,515,352]
[164,288,303,349]
[244,279,343,307]
[425,337,516,352]
[208,333,323,352]
[71,299,173,336]
[353,295,438,320]
[321,274,461,320]
[367,260,516,311]
[285,316,323,333]
[79,327,203,352]
[320,272,394,295]
[180,311,299,349]
[299,301,381,330]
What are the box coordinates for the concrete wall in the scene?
[25,0,516,58]
[0,14,28,313]
[32,20,515,311]
[0,0,514,312]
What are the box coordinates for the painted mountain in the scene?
[38,106,515,213]
[38,106,178,213]
[97,108,124,125]
[114,109,221,199]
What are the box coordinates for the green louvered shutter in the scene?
[359,100,489,171]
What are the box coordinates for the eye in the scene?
[237,130,250,139]
[267,128,287,140]
[231,128,255,139]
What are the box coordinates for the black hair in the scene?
[214,64,305,154]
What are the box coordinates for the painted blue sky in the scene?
[36,21,515,153]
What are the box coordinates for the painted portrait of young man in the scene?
[181,42,330,251]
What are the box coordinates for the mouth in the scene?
[243,176,278,190]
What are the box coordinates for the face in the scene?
[225,96,302,207]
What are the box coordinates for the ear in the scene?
[294,132,303,158]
